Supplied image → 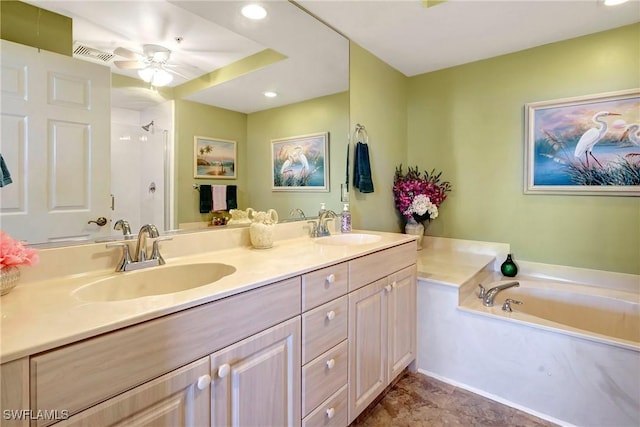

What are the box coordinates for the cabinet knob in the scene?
[326,358,335,369]
[326,310,336,321]
[196,374,211,390]
[217,363,231,378]
[385,284,392,293]
[326,407,335,419]
[326,273,336,284]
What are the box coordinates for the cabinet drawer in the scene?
[302,384,348,427]
[30,277,301,422]
[302,262,348,311]
[302,296,347,364]
[349,242,416,291]
[302,340,348,417]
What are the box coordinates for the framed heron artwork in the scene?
[194,136,237,179]
[524,88,640,196]
[271,132,329,192]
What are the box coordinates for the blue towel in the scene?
[0,154,12,187]
[199,184,212,213]
[353,142,374,193]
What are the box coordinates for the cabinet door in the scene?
[348,277,389,423]
[210,317,301,427]
[57,357,210,427]
[388,264,417,381]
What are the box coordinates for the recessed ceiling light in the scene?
[263,91,277,98]
[603,0,629,5]
[242,4,267,20]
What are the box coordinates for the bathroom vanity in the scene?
[0,227,416,427]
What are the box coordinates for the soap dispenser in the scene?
[341,203,352,233]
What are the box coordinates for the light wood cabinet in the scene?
[4,241,416,427]
[347,264,417,423]
[57,358,210,427]
[210,317,301,427]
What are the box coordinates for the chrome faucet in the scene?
[289,208,307,220]
[113,219,132,238]
[134,224,160,262]
[316,210,338,237]
[483,281,519,307]
[107,224,172,272]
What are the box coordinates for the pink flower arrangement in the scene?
[393,165,452,223]
[0,231,39,269]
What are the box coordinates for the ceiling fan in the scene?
[113,44,187,87]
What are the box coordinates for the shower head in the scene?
[142,120,154,132]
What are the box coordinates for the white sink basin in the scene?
[73,263,236,302]
[315,233,382,246]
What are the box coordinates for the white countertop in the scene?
[0,230,415,363]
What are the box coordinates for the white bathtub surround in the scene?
[416,237,640,427]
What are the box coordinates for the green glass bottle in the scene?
[501,254,518,277]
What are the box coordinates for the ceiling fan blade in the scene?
[114,60,145,70]
[114,47,141,60]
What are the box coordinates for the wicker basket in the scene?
[0,266,21,295]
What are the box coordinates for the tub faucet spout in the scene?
[483,281,519,307]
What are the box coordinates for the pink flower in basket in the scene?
[0,231,39,268]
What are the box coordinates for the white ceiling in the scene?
[28,1,639,112]
[299,0,640,76]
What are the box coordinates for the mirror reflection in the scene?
[0,1,349,246]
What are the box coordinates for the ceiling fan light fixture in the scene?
[137,67,173,87]
[242,4,267,20]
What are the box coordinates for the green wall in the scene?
[349,42,408,232]
[246,92,350,217]
[0,1,72,56]
[405,24,640,274]
[174,100,247,224]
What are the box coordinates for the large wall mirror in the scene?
[1,1,349,246]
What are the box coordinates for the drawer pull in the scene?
[217,363,231,379]
[326,310,336,321]
[196,374,211,390]
[326,407,335,419]
[326,273,336,283]
[326,358,335,369]
[385,284,392,293]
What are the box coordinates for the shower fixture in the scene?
[142,121,154,132]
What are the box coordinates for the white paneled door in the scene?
[1,40,111,243]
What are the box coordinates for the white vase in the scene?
[404,218,424,250]
[249,209,279,249]
[0,265,21,295]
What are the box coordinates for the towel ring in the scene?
[353,123,369,145]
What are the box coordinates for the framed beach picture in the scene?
[271,132,329,192]
[194,136,237,179]
[524,88,640,196]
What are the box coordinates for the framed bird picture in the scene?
[524,88,640,196]
[271,132,329,192]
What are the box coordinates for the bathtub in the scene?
[417,274,640,426]
[465,278,640,348]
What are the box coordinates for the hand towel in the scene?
[199,184,212,213]
[0,154,13,187]
[212,185,227,211]
[226,185,238,210]
[354,142,374,193]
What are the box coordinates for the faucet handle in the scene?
[477,284,486,299]
[307,220,318,237]
[502,298,523,312]
[106,242,133,272]
[150,236,172,265]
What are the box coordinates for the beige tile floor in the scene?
[351,372,558,427]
